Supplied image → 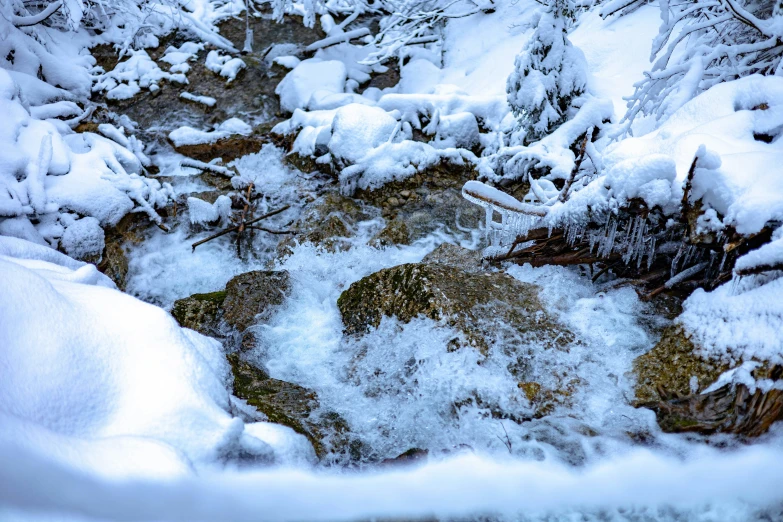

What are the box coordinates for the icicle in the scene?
[647,236,656,270]
[718,251,728,272]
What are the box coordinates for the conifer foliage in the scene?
[505,0,587,144]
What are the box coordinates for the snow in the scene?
[275,58,347,113]
[59,216,105,260]
[169,117,252,147]
[603,154,678,211]
[328,104,398,164]
[0,237,314,481]
[205,50,246,83]
[679,274,783,367]
[603,75,783,235]
[274,55,301,69]
[93,49,188,100]
[180,91,218,107]
[188,195,232,226]
[3,442,783,521]
[161,41,204,74]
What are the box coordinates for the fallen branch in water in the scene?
[191,205,291,252]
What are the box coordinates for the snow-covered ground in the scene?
[3,0,783,519]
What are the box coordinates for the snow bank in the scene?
[0,237,314,481]
[3,443,783,521]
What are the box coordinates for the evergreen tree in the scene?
[506,0,587,144]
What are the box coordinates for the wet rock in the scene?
[421,243,484,274]
[97,212,160,290]
[354,163,482,243]
[223,270,291,332]
[173,132,272,163]
[278,192,374,255]
[228,353,355,459]
[642,365,783,437]
[170,290,227,336]
[633,326,728,403]
[370,219,410,247]
[635,327,783,436]
[337,262,571,354]
[380,448,428,467]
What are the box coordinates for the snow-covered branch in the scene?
[11,0,63,27]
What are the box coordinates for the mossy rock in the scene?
[633,326,728,403]
[421,243,484,273]
[223,270,291,332]
[170,291,227,336]
[337,261,572,355]
[370,219,411,247]
[227,353,357,459]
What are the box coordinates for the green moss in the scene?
[633,326,727,402]
[190,290,227,304]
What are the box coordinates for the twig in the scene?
[245,226,294,235]
[12,0,63,26]
[558,131,591,203]
[191,204,290,252]
[236,183,254,257]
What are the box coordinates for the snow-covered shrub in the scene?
[0,68,173,256]
[506,0,586,144]
[607,0,783,132]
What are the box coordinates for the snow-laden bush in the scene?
[0,69,173,255]
[603,0,783,132]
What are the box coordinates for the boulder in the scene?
[170,270,289,344]
[338,260,571,355]
[634,326,783,436]
[222,270,291,331]
[170,290,226,336]
[228,353,357,459]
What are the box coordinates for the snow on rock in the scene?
[161,42,205,74]
[205,50,246,83]
[93,49,188,100]
[180,92,217,107]
[169,118,252,147]
[433,112,481,149]
[679,274,783,367]
[188,195,232,226]
[274,55,301,69]
[0,237,315,479]
[328,104,398,164]
[275,58,347,113]
[59,216,105,260]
